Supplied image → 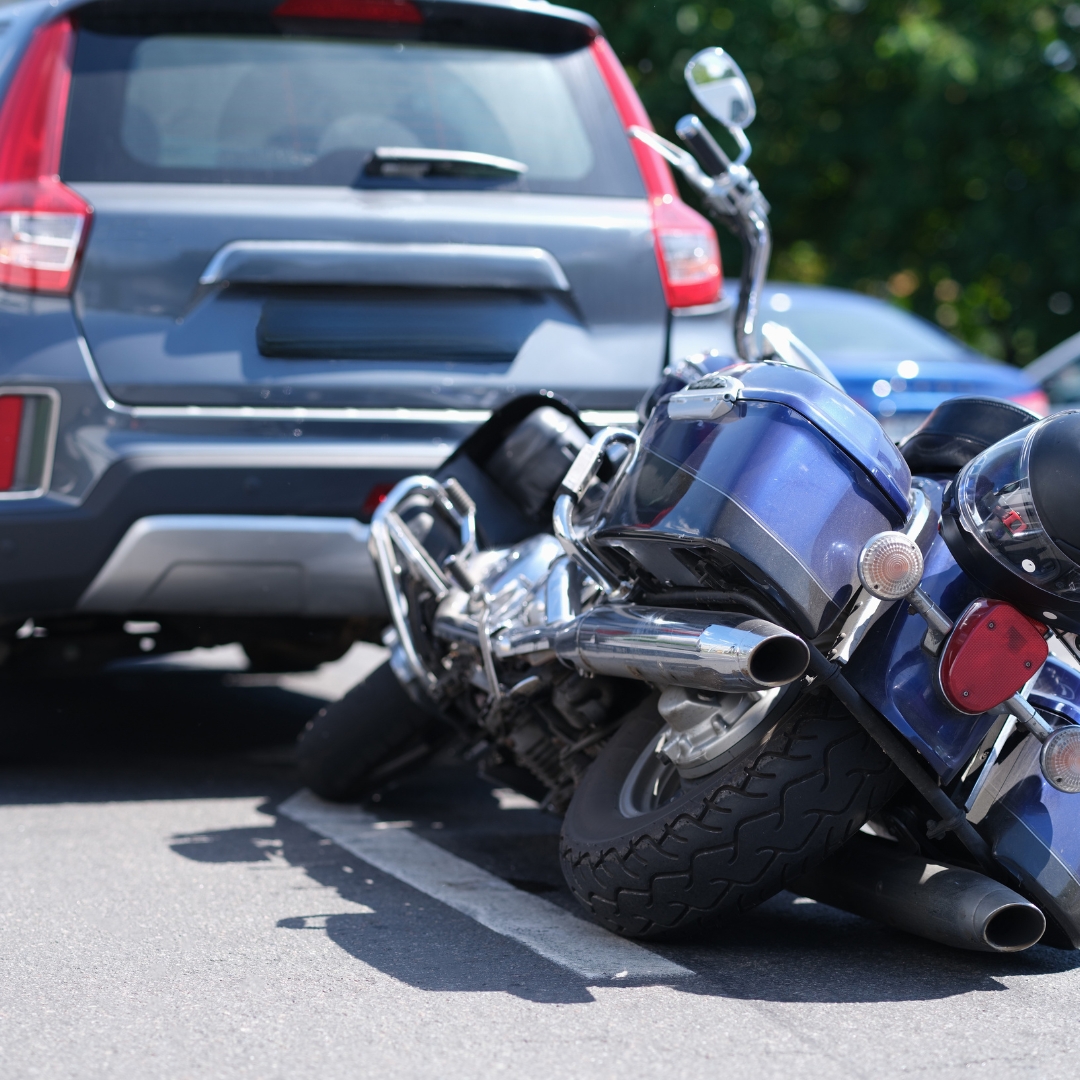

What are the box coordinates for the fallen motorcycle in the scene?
[298,47,1080,953]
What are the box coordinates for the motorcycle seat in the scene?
[899,396,1039,476]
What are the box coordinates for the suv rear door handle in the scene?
[199,240,570,291]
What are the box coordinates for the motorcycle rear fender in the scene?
[967,706,1080,948]
[845,527,994,781]
[845,511,1080,945]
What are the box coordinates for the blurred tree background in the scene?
[577,0,1080,364]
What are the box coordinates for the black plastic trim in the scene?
[0,456,413,618]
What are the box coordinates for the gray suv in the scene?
[0,0,726,671]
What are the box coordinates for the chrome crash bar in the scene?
[369,475,477,692]
[552,427,638,599]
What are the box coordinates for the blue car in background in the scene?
[754,284,1048,440]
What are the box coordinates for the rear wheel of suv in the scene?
[560,691,901,938]
[297,659,443,801]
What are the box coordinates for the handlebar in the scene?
[630,115,771,363]
[674,115,730,179]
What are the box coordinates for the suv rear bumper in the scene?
[0,409,637,621]
[0,307,640,623]
[0,434,449,619]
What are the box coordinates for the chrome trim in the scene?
[555,606,810,693]
[830,486,933,664]
[910,586,954,654]
[0,386,60,500]
[552,426,637,597]
[579,410,640,428]
[78,335,121,412]
[81,439,454,471]
[369,475,475,692]
[76,514,384,616]
[369,513,434,693]
[135,404,490,425]
[656,684,782,778]
[632,117,772,362]
[730,204,770,362]
[544,557,577,626]
[384,510,452,599]
[965,717,1017,814]
[667,380,740,422]
[198,238,568,292]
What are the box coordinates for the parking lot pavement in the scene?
[3,647,1080,1080]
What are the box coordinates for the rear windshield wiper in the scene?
[364,147,527,179]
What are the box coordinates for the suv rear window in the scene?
[62,32,643,196]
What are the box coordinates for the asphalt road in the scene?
[3,644,1080,1079]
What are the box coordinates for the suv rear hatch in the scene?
[59,0,670,412]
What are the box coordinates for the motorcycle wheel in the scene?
[296,659,442,802]
[560,689,901,938]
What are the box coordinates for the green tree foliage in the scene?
[577,0,1080,363]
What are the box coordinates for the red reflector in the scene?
[0,16,92,295]
[273,0,423,22]
[0,395,25,491]
[360,481,395,521]
[939,599,1048,714]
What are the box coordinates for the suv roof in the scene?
[2,0,600,48]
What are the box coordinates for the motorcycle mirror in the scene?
[685,48,756,132]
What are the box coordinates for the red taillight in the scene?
[273,0,423,21]
[651,195,721,309]
[0,395,24,490]
[590,37,721,310]
[360,481,395,522]
[939,598,1048,714]
[0,16,91,295]
[1009,389,1050,417]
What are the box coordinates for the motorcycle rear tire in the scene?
[296,659,440,802]
[560,690,901,938]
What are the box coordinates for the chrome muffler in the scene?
[554,605,810,693]
[795,834,1046,953]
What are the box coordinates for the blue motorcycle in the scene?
[299,48,1080,954]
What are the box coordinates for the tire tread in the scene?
[560,694,900,937]
[296,659,436,802]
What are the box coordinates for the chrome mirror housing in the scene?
[685,48,756,133]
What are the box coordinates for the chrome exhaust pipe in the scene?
[554,606,810,693]
[795,834,1046,953]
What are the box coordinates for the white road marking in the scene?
[491,787,541,810]
[279,789,693,982]
[296,910,375,927]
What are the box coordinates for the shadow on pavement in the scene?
[171,810,595,1005]
[6,660,1080,1005]
[664,889,1080,1004]
[0,665,320,803]
[166,763,1080,1006]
